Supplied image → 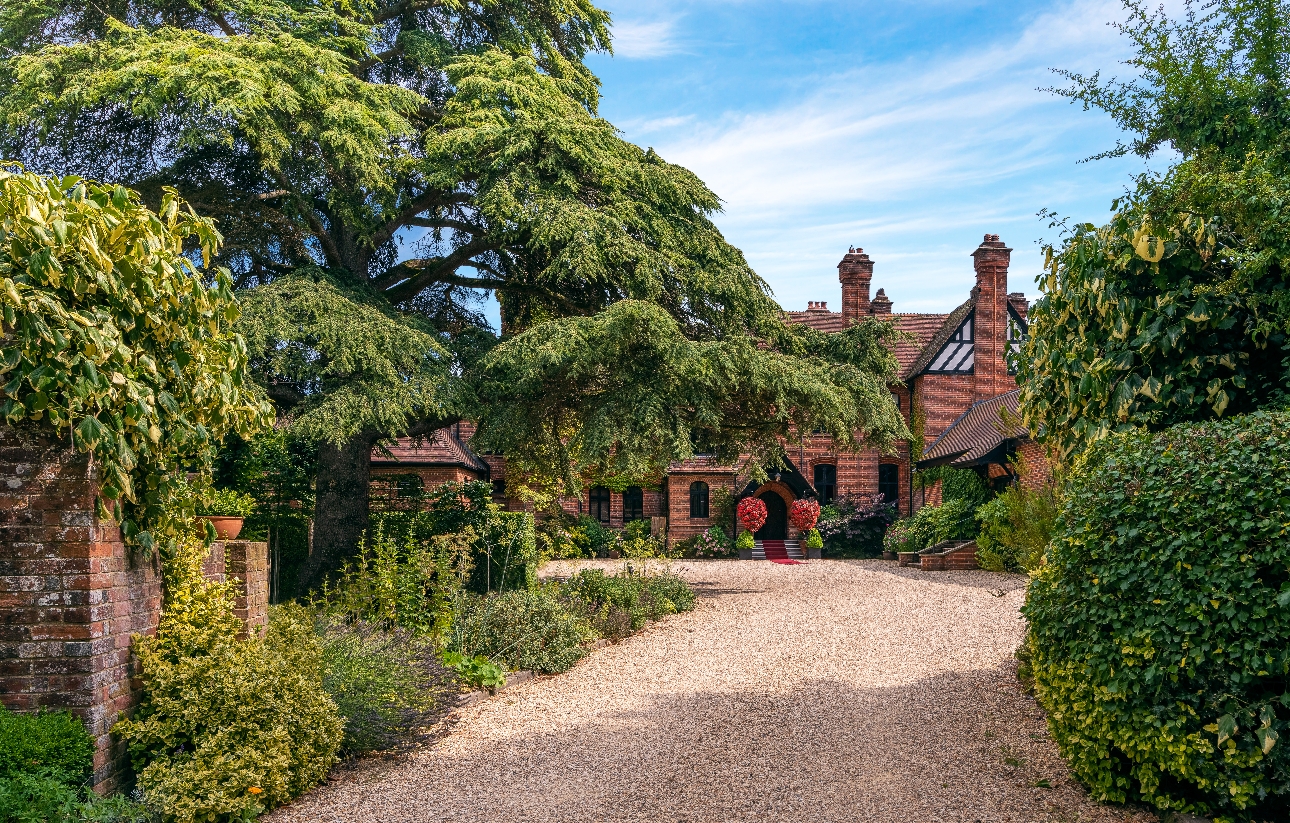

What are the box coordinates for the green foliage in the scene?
[803,529,823,551]
[687,525,733,558]
[440,653,506,691]
[0,774,152,823]
[883,498,977,554]
[559,569,695,642]
[975,480,1058,573]
[314,522,471,639]
[0,167,268,552]
[447,587,593,675]
[735,530,754,551]
[1024,411,1290,821]
[472,300,908,489]
[0,707,92,787]
[114,542,341,822]
[1022,1,1290,461]
[317,619,456,757]
[213,430,316,600]
[618,519,664,559]
[195,487,256,518]
[816,494,897,558]
[236,272,453,446]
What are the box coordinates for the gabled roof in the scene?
[889,312,950,372]
[901,298,975,380]
[784,308,847,333]
[917,389,1028,469]
[372,426,490,474]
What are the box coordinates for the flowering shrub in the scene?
[736,497,767,532]
[692,526,733,558]
[788,498,820,532]
[818,494,897,557]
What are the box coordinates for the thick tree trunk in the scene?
[299,432,379,591]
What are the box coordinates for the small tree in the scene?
[0,166,269,551]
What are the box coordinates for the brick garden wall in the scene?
[0,423,268,793]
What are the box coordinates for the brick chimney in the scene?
[1007,292,1028,322]
[838,246,873,321]
[971,234,1012,401]
[870,288,892,315]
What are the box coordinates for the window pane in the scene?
[624,486,644,521]
[814,464,837,504]
[689,481,709,518]
[589,485,611,524]
[878,464,899,504]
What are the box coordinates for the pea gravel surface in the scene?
[272,560,1156,823]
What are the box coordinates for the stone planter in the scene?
[739,548,753,560]
[882,550,898,561]
[198,515,244,540]
[806,547,822,560]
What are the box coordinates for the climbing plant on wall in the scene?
[0,166,270,552]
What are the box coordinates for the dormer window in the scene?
[927,314,974,374]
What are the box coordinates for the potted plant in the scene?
[736,529,755,560]
[803,528,824,560]
[196,488,257,540]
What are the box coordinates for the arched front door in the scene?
[755,493,788,540]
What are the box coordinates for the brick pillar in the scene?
[0,424,160,794]
[971,234,1013,401]
[838,247,873,322]
[221,541,268,638]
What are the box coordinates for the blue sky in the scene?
[571,0,1165,317]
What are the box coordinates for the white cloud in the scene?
[632,0,1153,312]
[611,18,682,59]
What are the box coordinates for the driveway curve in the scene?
[273,560,1153,823]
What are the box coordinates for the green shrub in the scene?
[0,707,93,786]
[1024,411,1290,822]
[559,569,695,641]
[804,529,823,551]
[115,540,342,823]
[195,487,256,518]
[440,653,506,690]
[619,519,664,559]
[816,494,896,557]
[467,511,537,593]
[975,479,1058,573]
[316,522,470,638]
[735,530,754,551]
[447,587,593,674]
[884,497,976,553]
[0,773,151,823]
[316,618,456,757]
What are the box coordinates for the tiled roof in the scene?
[891,312,951,374]
[900,298,975,380]
[372,426,490,474]
[917,389,1027,469]
[785,308,951,374]
[784,308,846,333]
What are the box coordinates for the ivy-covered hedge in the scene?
[1024,411,1290,822]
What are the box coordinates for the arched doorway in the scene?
[755,492,788,540]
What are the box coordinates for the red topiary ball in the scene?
[736,497,767,532]
[789,498,820,532]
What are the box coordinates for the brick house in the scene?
[369,233,1048,547]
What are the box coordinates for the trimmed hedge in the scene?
[1024,411,1290,821]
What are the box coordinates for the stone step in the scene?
[751,540,803,560]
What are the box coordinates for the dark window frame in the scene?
[814,464,837,504]
[688,481,710,519]
[623,486,644,521]
[878,464,900,504]
[589,485,612,524]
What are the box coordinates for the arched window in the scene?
[623,486,644,521]
[814,464,837,504]
[689,481,710,519]
[878,464,899,504]
[589,486,611,524]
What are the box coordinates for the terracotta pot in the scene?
[198,516,244,540]
[608,549,621,559]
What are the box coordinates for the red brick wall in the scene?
[838,248,874,321]
[666,472,735,547]
[0,424,270,793]
[1016,440,1054,492]
[916,373,978,446]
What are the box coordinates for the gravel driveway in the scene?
[272,560,1154,823]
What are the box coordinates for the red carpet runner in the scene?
[760,540,803,565]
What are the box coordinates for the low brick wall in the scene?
[0,424,268,792]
